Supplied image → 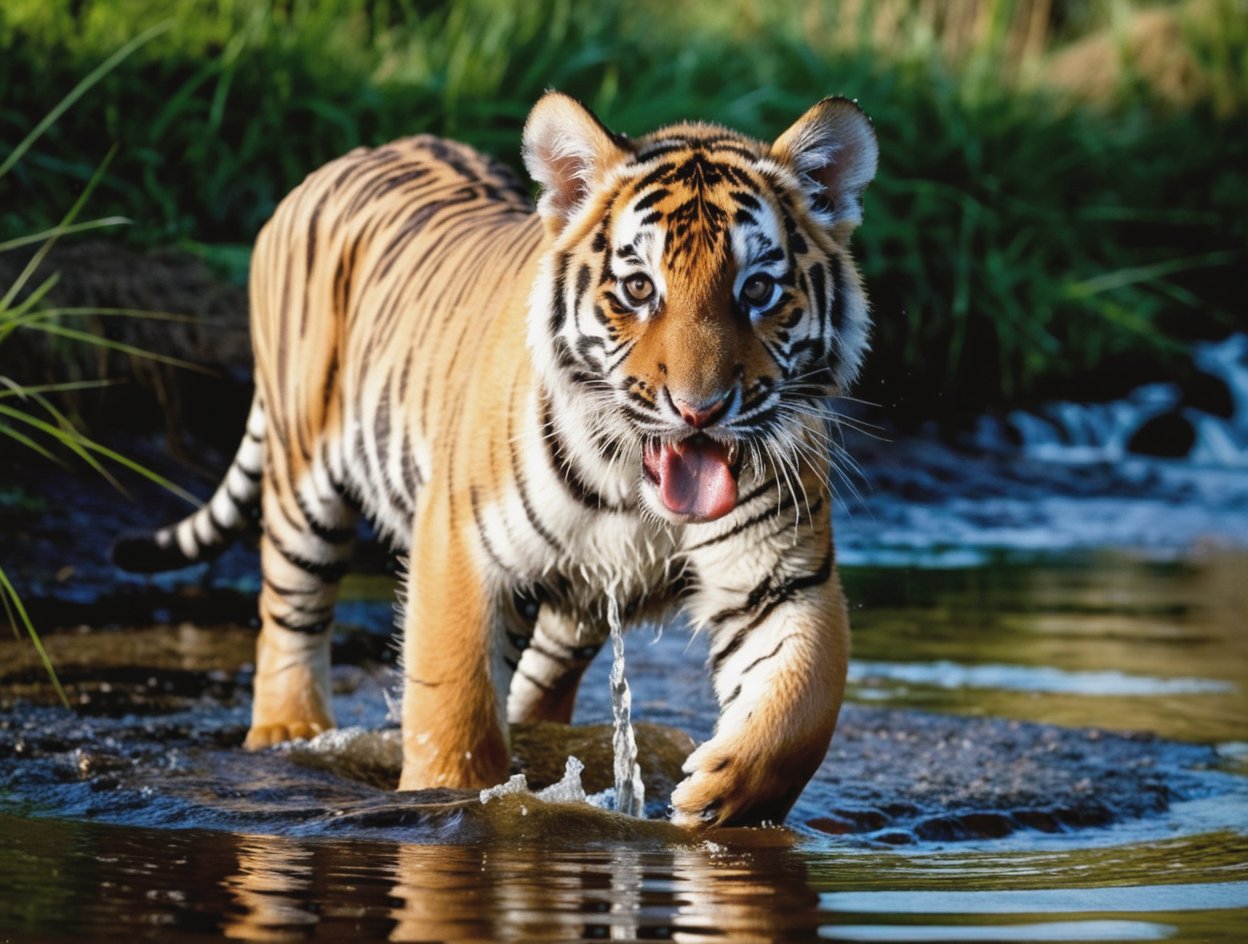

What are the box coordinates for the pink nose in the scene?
[673,392,731,429]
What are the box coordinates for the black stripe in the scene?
[469,486,510,573]
[730,190,761,210]
[517,669,553,693]
[266,529,349,582]
[263,575,321,597]
[634,143,688,161]
[549,251,571,332]
[272,612,332,635]
[225,480,257,509]
[737,634,792,683]
[709,551,834,673]
[634,161,676,190]
[633,187,669,211]
[539,397,621,512]
[401,429,424,497]
[295,491,355,544]
[510,434,564,553]
[808,262,828,336]
[685,489,797,551]
[575,263,591,305]
[827,253,846,332]
[529,641,571,665]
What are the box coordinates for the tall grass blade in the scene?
[0,21,171,180]
[0,567,70,709]
[0,218,132,254]
[1,147,120,311]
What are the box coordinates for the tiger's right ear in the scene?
[523,91,629,234]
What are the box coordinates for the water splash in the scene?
[972,333,1248,466]
[478,757,588,806]
[607,595,645,818]
[537,756,587,804]
[480,774,529,804]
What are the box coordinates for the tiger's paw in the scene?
[669,740,756,829]
[668,734,815,830]
[243,718,333,750]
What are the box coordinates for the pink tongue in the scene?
[657,439,737,521]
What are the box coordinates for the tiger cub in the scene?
[114,92,878,828]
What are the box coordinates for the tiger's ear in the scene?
[523,91,630,234]
[770,97,878,240]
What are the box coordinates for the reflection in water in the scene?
[221,836,318,942]
[845,552,1248,742]
[208,821,825,941]
[385,838,820,941]
[4,812,1246,943]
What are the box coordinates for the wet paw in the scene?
[669,744,742,829]
[669,734,813,830]
[243,720,330,750]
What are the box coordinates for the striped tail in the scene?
[112,397,266,573]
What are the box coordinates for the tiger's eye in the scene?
[622,274,655,305]
[741,274,774,306]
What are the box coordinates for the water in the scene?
[607,594,645,818]
[1,552,1246,940]
[972,333,1248,467]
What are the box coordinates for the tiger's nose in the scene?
[672,391,732,429]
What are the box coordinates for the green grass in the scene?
[2,0,1245,420]
[1,23,201,703]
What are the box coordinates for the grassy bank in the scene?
[2,0,1245,421]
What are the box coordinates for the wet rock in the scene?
[1128,411,1196,458]
[804,707,1208,843]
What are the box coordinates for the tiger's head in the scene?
[523,92,878,524]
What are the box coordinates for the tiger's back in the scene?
[250,135,542,547]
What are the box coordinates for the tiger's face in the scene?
[524,95,878,524]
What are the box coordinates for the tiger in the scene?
[113,91,878,828]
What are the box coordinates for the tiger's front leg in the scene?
[672,530,849,829]
[397,485,513,791]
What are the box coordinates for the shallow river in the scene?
[1,551,1246,941]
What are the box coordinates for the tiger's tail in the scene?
[112,396,266,573]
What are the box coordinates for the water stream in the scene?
[2,548,1246,939]
[607,593,645,818]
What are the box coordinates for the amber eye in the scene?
[622,274,655,306]
[741,274,776,308]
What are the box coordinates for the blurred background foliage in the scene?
[1,0,1245,424]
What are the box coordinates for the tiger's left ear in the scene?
[770,97,879,241]
[523,91,630,235]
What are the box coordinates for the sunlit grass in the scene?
[1,0,1244,419]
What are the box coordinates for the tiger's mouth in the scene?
[641,434,743,522]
